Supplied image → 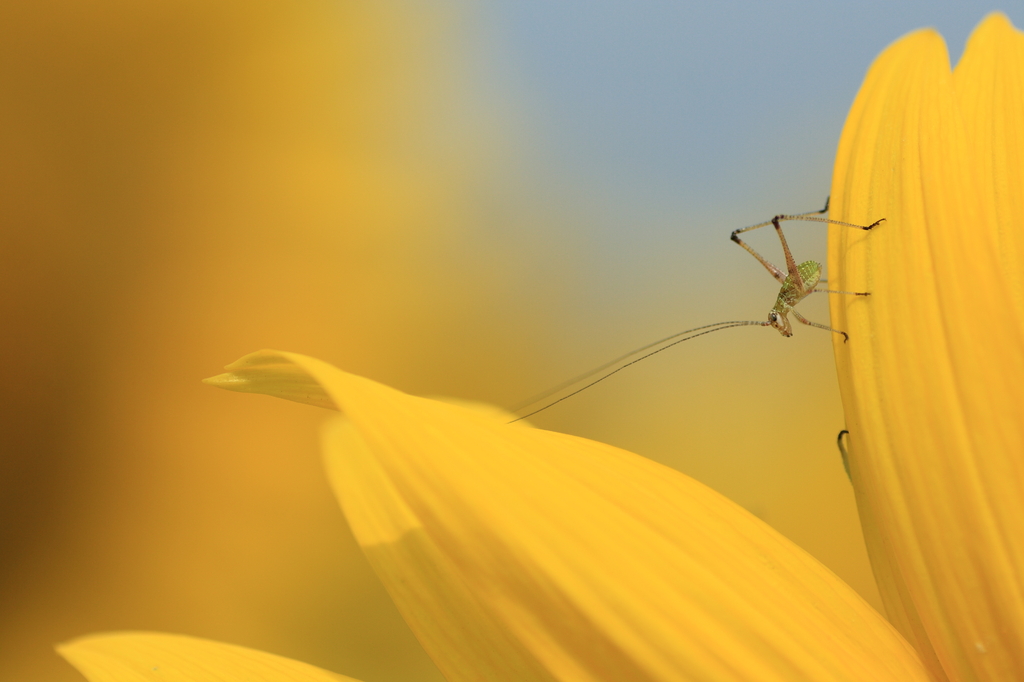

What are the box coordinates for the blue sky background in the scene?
[470,2,1013,228]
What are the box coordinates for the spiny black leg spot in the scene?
[821,196,830,213]
[865,217,886,230]
[841,331,850,343]
[730,232,740,243]
[857,291,871,296]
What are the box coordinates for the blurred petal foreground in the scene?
[57,12,1023,682]
[195,350,928,682]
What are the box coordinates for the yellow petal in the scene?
[57,632,358,682]
[829,16,1024,681]
[954,13,1024,314]
[208,349,931,682]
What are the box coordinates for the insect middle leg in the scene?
[812,286,871,297]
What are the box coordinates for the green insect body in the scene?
[769,260,822,337]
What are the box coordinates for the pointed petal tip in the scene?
[201,372,239,388]
[203,349,293,388]
[202,350,339,411]
[979,10,1014,29]
[970,11,1023,45]
[902,26,946,50]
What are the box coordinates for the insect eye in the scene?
[768,312,778,323]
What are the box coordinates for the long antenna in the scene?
[509,320,769,423]
[510,319,756,412]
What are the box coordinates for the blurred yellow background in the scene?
[1,3,508,680]
[6,2,1003,681]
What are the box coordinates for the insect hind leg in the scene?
[730,226,787,283]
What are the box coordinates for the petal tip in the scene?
[202,372,238,388]
[973,11,1023,42]
[204,350,339,410]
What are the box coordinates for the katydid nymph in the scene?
[729,197,884,341]
[509,197,884,423]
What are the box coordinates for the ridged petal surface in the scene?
[828,14,1024,681]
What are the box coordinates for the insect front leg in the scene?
[790,309,850,343]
